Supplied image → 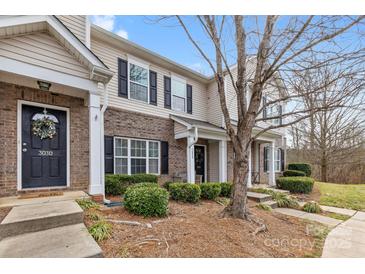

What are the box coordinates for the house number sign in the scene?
[38,150,54,156]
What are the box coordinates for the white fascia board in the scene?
[0,56,98,92]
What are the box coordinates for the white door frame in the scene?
[194,144,207,183]
[17,100,71,190]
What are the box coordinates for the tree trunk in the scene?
[320,153,327,182]
[223,149,250,219]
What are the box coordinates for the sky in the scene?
[90,15,216,76]
[89,16,364,78]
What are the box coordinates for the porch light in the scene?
[37,80,52,91]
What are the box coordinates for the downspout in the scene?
[100,83,110,204]
[188,126,199,148]
[187,126,198,183]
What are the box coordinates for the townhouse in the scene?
[0,15,286,199]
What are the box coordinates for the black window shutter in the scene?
[149,71,157,106]
[278,105,282,125]
[118,58,128,98]
[186,84,192,114]
[262,96,267,120]
[280,148,285,172]
[164,76,171,109]
[161,141,169,174]
[104,136,114,174]
[263,146,268,172]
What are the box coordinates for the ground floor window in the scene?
[264,146,282,172]
[114,137,160,175]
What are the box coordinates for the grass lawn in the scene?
[316,182,365,211]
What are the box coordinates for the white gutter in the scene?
[100,83,110,204]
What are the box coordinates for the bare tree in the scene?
[163,15,365,220]
[288,60,365,182]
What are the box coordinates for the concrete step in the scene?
[262,200,278,209]
[0,223,102,258]
[247,191,272,203]
[0,200,83,240]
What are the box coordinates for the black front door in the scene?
[194,145,205,182]
[22,105,67,189]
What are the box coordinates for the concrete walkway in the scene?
[322,211,365,258]
[273,208,343,227]
[0,199,102,257]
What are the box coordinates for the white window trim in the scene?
[171,75,187,113]
[114,137,160,175]
[127,56,150,104]
[274,148,281,172]
[264,146,281,173]
[265,95,281,126]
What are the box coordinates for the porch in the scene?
[171,115,284,186]
[0,16,113,197]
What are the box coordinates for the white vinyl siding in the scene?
[57,16,87,43]
[207,81,223,127]
[114,137,160,175]
[91,37,208,121]
[0,32,89,79]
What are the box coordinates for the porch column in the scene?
[186,135,195,183]
[247,145,252,188]
[269,141,276,186]
[88,93,103,195]
[218,140,227,182]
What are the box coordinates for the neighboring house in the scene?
[0,15,287,199]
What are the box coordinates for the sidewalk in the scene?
[322,211,365,258]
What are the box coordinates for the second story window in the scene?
[129,63,148,102]
[263,96,282,125]
[171,77,186,112]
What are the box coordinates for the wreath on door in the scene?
[32,109,57,139]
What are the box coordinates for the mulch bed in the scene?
[84,200,326,258]
[0,207,12,223]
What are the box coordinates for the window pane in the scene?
[131,140,146,157]
[130,82,148,102]
[172,79,185,97]
[149,141,159,158]
[130,63,148,86]
[149,159,158,174]
[131,158,146,174]
[115,138,128,157]
[172,96,185,112]
[115,158,128,174]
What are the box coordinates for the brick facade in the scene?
[0,82,89,197]
[104,107,210,184]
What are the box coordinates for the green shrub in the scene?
[132,174,158,184]
[220,182,233,197]
[162,181,173,191]
[128,182,159,189]
[200,182,222,200]
[273,193,300,208]
[256,203,272,211]
[76,199,100,210]
[88,221,112,241]
[283,170,306,177]
[124,185,169,217]
[169,183,201,203]
[276,176,314,194]
[287,163,312,177]
[303,201,322,213]
[105,174,158,195]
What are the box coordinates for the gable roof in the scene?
[0,15,113,84]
